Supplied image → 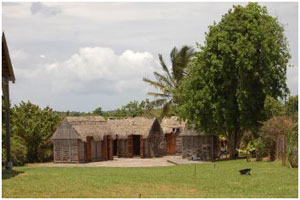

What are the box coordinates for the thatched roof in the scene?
[161,116,186,134]
[51,116,111,142]
[52,116,161,141]
[108,117,159,139]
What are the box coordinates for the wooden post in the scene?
[211,136,214,161]
[4,79,12,170]
[282,135,286,166]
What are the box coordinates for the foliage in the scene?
[264,96,284,120]
[2,135,27,166]
[177,3,290,158]
[2,160,298,198]
[143,46,194,118]
[2,99,27,166]
[102,99,156,119]
[285,95,298,121]
[11,101,62,163]
[92,107,103,116]
[254,137,267,161]
[260,116,294,164]
[287,122,298,168]
[260,116,293,141]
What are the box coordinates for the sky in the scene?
[2,2,298,112]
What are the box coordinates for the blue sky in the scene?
[2,2,298,112]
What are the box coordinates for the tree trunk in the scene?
[227,129,243,159]
[269,140,276,161]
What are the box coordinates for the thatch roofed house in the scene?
[108,117,166,158]
[51,116,166,163]
[51,116,114,163]
[161,116,186,155]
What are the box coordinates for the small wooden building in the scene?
[161,116,185,155]
[51,116,114,163]
[181,130,219,161]
[108,117,166,158]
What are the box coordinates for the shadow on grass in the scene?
[214,157,246,162]
[2,169,24,180]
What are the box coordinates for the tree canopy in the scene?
[177,3,291,158]
[10,101,62,163]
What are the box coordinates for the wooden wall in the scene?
[53,139,79,163]
[175,136,183,154]
[117,139,127,157]
[101,135,113,160]
[182,135,218,161]
[78,140,85,162]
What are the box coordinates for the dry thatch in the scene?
[52,116,160,141]
[161,116,186,134]
[108,117,158,139]
[51,116,111,142]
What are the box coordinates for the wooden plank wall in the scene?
[78,140,85,162]
[53,139,79,163]
[117,139,127,157]
[126,135,133,158]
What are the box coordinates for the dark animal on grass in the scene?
[239,168,251,175]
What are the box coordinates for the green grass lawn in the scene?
[2,159,298,198]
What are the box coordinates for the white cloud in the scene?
[11,49,28,62]
[40,54,46,59]
[44,47,159,94]
[31,2,61,16]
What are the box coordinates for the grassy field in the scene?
[2,159,298,198]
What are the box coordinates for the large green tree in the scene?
[177,3,290,158]
[143,46,194,118]
[11,101,62,162]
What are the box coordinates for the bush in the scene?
[2,135,27,166]
[287,123,298,168]
[254,137,267,161]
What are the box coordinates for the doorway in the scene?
[166,133,176,155]
[85,136,92,162]
[132,135,141,156]
[113,139,118,156]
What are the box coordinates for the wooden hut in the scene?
[2,33,16,170]
[161,116,185,155]
[108,117,166,158]
[181,130,219,161]
[51,116,113,163]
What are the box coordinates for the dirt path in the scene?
[26,156,183,168]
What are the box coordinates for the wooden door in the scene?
[86,137,92,162]
[101,136,108,160]
[140,137,144,158]
[127,135,133,158]
[107,135,113,160]
[166,133,176,155]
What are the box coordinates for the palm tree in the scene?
[143,45,194,118]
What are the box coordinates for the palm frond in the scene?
[143,77,167,91]
[160,102,172,119]
[151,99,168,107]
[147,92,170,98]
[153,72,175,89]
[158,54,172,80]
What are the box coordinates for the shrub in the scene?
[287,123,298,168]
[254,137,267,161]
[2,135,27,166]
